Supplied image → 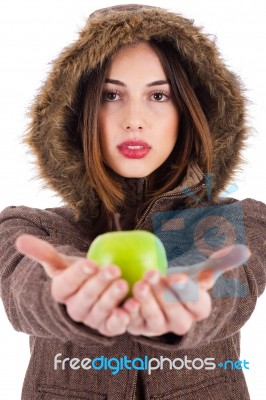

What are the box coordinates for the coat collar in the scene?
[106,162,204,213]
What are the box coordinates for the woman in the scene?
[0,4,265,399]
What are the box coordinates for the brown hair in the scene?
[78,40,212,233]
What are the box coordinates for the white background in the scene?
[0,1,265,399]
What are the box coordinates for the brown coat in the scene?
[0,191,265,399]
[0,4,265,400]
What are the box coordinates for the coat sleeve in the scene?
[0,205,117,348]
[131,198,266,350]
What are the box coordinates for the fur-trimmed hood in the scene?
[24,4,248,220]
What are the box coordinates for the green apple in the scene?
[87,230,167,296]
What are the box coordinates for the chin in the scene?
[107,161,154,178]
[118,165,152,178]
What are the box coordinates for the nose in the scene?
[126,125,143,130]
[122,99,145,132]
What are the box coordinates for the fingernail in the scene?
[82,261,96,275]
[168,273,188,286]
[83,265,95,275]
[126,299,138,311]
[104,271,114,280]
[138,283,148,298]
[113,282,123,295]
[145,270,160,285]
[103,266,119,280]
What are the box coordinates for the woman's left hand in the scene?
[122,244,250,337]
[122,270,212,337]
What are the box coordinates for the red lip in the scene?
[117,141,151,159]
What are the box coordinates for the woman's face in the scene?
[99,42,180,178]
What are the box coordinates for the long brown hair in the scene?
[78,40,212,233]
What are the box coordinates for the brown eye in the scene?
[102,90,120,102]
[154,93,163,101]
[151,91,169,102]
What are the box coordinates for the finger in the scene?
[198,244,252,289]
[65,265,121,322]
[145,274,197,335]
[82,279,129,328]
[122,299,145,335]
[162,273,199,304]
[187,287,212,321]
[15,234,71,277]
[99,308,130,336]
[143,269,161,285]
[122,298,140,316]
[197,269,218,290]
[166,274,211,319]
[209,244,251,268]
[132,281,166,335]
[51,258,99,302]
[167,244,251,288]
[160,273,212,323]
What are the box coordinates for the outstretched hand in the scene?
[15,234,250,339]
[15,235,131,337]
[122,245,251,337]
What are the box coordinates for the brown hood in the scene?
[23,4,249,219]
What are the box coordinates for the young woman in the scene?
[0,4,265,400]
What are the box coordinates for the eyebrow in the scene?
[104,78,169,87]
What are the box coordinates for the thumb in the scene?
[198,244,251,289]
[15,234,71,278]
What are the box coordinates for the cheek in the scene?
[99,110,116,136]
[99,131,110,156]
[165,111,180,141]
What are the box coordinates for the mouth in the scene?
[117,141,151,159]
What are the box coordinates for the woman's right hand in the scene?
[15,234,131,337]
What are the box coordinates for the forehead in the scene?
[107,42,166,77]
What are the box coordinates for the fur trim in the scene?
[23,4,249,219]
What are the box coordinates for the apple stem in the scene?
[114,213,122,231]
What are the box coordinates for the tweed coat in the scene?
[0,4,265,399]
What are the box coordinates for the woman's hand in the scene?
[122,271,211,337]
[15,234,131,337]
[15,235,250,339]
[122,245,250,337]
